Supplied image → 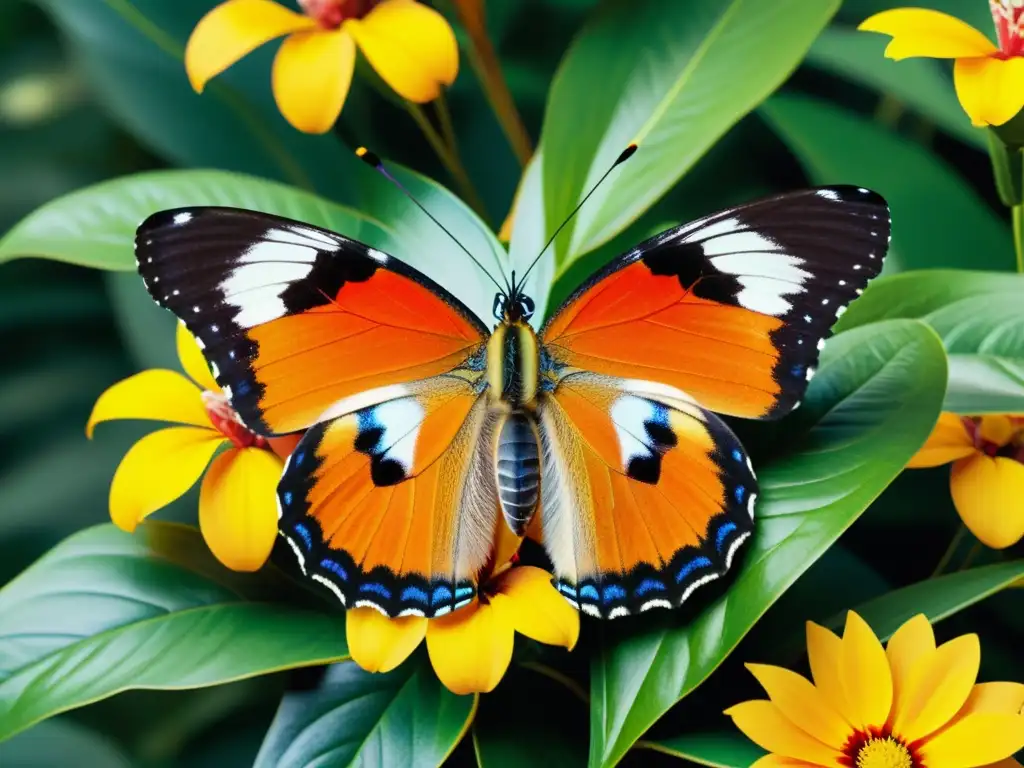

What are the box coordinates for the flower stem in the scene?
[930,524,968,578]
[1013,204,1024,273]
[405,100,488,222]
[449,0,533,167]
[518,661,589,704]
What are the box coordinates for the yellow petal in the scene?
[886,614,936,728]
[955,56,1024,127]
[979,415,1016,447]
[110,427,225,532]
[859,9,998,60]
[896,634,980,743]
[426,600,513,695]
[806,621,856,724]
[839,611,893,729]
[907,413,976,468]
[272,28,355,134]
[750,757,819,768]
[490,566,579,651]
[745,663,851,749]
[347,606,427,673]
[346,0,458,103]
[723,700,844,764]
[950,454,1024,549]
[176,321,219,392]
[87,370,209,437]
[184,0,315,92]
[919,713,1024,768]
[956,682,1024,718]
[198,446,281,571]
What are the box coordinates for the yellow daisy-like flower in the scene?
[346,529,579,694]
[726,612,1024,768]
[907,413,1024,549]
[87,322,294,571]
[184,0,458,134]
[860,2,1024,127]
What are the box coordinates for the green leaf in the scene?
[255,660,475,768]
[0,719,134,768]
[0,169,505,323]
[0,524,348,741]
[804,28,984,150]
[836,270,1024,332]
[587,320,947,768]
[824,561,1024,642]
[945,354,1024,414]
[761,94,1013,272]
[533,0,839,267]
[31,0,355,199]
[640,733,763,768]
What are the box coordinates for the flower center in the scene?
[961,415,1024,462]
[991,0,1024,57]
[202,390,268,449]
[856,737,914,768]
[299,0,379,28]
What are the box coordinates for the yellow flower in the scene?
[907,413,1024,549]
[860,2,1024,126]
[726,612,1024,768]
[345,529,579,694]
[87,322,288,571]
[184,0,458,133]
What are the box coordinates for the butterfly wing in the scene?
[541,186,890,420]
[535,373,756,618]
[277,372,501,617]
[136,208,488,435]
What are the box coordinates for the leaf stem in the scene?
[930,525,967,578]
[449,0,533,167]
[404,100,488,222]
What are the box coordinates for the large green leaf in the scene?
[640,733,763,768]
[836,270,1024,332]
[533,0,838,268]
[0,169,505,323]
[761,94,1013,273]
[587,320,947,768]
[31,0,354,199]
[837,271,1024,414]
[805,28,984,150]
[0,524,348,741]
[255,660,475,768]
[824,560,1024,642]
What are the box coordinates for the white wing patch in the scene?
[364,397,426,474]
[218,226,339,329]
[609,395,657,470]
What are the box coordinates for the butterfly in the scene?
[135,169,889,621]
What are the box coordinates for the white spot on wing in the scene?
[725,530,751,569]
[608,606,630,619]
[610,396,656,470]
[816,189,841,202]
[700,228,781,258]
[372,397,426,472]
[638,598,672,613]
[173,212,193,226]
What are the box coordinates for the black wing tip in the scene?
[815,185,889,210]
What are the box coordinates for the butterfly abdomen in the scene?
[494,412,540,536]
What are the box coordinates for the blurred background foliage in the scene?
[0,0,1020,766]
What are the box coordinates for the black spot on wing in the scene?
[278,249,378,314]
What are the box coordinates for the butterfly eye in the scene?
[518,296,535,320]
[493,293,507,320]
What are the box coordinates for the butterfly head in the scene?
[493,286,535,324]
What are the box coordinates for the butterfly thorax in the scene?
[486,319,539,410]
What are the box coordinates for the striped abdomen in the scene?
[494,412,540,535]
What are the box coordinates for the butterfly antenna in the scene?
[513,143,637,296]
[355,147,510,296]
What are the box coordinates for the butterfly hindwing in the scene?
[541,186,890,421]
[136,207,488,435]
[277,374,502,617]
[534,373,756,618]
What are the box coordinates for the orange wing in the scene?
[535,373,756,618]
[137,208,488,435]
[278,374,502,617]
[541,187,890,420]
